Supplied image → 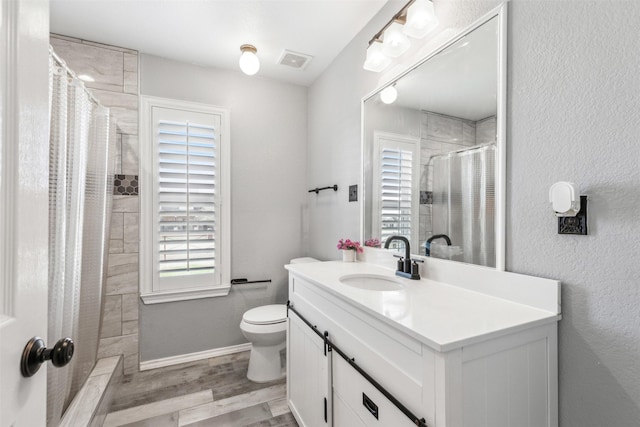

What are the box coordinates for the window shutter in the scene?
[141,97,230,303]
[379,147,414,243]
[157,119,217,278]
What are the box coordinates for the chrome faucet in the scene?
[425,234,452,257]
[384,236,421,280]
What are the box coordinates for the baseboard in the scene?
[139,342,252,371]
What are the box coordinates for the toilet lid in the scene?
[243,304,287,325]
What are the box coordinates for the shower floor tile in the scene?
[104,351,296,427]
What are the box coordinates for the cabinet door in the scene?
[287,314,332,427]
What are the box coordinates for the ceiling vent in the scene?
[277,50,313,70]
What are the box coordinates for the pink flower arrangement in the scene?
[364,238,381,248]
[337,238,363,253]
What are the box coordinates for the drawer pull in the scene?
[363,393,379,419]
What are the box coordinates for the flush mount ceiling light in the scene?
[380,85,398,104]
[363,0,437,72]
[363,39,392,72]
[239,44,260,76]
[403,0,439,38]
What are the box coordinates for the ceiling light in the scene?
[239,44,260,76]
[382,21,411,58]
[363,39,391,72]
[403,0,438,39]
[380,85,398,104]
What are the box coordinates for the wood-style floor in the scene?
[103,351,298,427]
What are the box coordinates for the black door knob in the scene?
[21,336,74,378]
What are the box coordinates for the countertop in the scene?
[286,261,561,352]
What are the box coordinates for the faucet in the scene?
[384,236,421,280]
[425,234,452,257]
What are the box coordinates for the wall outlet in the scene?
[558,196,588,235]
[349,185,358,202]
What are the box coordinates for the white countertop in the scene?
[286,261,561,352]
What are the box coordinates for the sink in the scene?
[338,274,405,291]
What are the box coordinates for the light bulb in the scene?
[403,0,438,39]
[380,86,398,104]
[363,40,391,72]
[382,21,411,58]
[239,44,260,76]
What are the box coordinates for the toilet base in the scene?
[247,342,285,383]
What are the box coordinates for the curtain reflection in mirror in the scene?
[431,144,495,267]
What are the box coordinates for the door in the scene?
[0,0,50,425]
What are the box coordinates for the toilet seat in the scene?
[242,304,287,325]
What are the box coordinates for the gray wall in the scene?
[139,54,308,361]
[307,1,640,426]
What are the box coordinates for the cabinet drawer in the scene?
[333,392,367,427]
[332,354,423,427]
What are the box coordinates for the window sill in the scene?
[140,285,231,304]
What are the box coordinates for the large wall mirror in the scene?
[362,5,506,270]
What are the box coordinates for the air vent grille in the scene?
[277,50,313,70]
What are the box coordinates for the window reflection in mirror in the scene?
[363,14,502,268]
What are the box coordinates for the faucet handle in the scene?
[393,254,404,259]
[410,258,424,263]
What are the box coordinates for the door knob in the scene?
[20,336,74,377]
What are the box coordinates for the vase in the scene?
[342,249,356,262]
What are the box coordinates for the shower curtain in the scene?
[432,144,495,267]
[48,49,115,426]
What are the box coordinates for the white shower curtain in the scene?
[432,144,495,267]
[48,49,115,426]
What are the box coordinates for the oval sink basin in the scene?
[339,274,405,291]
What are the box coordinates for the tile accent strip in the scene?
[420,191,433,205]
[113,174,138,195]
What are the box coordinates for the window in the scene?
[140,96,230,304]
[372,131,420,250]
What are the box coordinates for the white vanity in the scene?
[285,258,560,427]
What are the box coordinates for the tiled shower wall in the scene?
[418,111,496,244]
[50,35,140,374]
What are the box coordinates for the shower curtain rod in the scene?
[427,141,495,163]
[49,47,105,109]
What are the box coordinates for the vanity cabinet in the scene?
[286,266,559,427]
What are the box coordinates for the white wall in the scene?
[139,54,308,360]
[508,2,640,425]
[307,0,640,425]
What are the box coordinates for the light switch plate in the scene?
[349,185,357,202]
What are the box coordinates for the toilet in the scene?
[240,257,319,382]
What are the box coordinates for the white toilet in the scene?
[240,257,319,382]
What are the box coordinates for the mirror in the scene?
[362,6,506,269]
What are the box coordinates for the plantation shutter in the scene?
[372,133,420,250]
[152,107,222,291]
[380,146,414,243]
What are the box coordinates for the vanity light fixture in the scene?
[363,39,392,72]
[380,85,398,104]
[239,44,260,76]
[403,0,439,38]
[382,20,411,58]
[363,0,438,72]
